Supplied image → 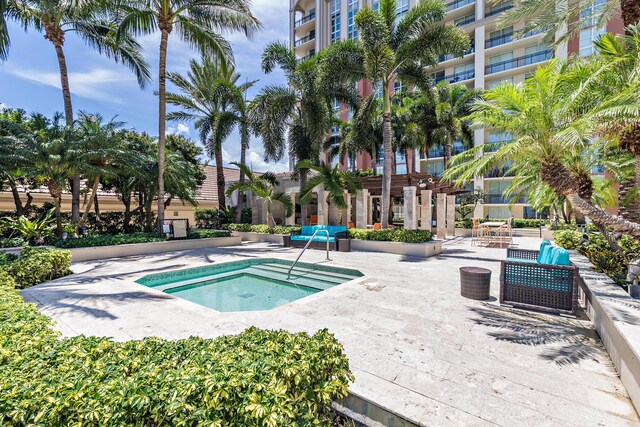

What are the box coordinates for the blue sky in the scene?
[0,0,290,173]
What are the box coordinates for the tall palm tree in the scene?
[442,60,640,237]
[6,0,151,221]
[116,0,260,235]
[249,41,355,225]
[1,0,8,60]
[225,162,292,228]
[166,57,253,209]
[234,76,256,223]
[323,0,469,227]
[296,160,362,225]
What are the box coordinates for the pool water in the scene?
[136,258,363,312]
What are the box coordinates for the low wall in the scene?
[231,231,285,244]
[571,251,640,414]
[350,239,442,258]
[69,236,242,262]
[0,247,22,256]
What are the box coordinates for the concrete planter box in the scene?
[542,228,554,241]
[231,231,285,244]
[69,236,242,263]
[350,239,442,258]
[0,247,23,256]
[571,251,640,414]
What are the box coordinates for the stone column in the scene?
[420,190,432,230]
[368,196,374,225]
[436,193,446,239]
[355,189,369,229]
[344,191,351,226]
[286,193,296,225]
[446,195,456,237]
[403,186,418,230]
[316,185,328,225]
[250,192,258,224]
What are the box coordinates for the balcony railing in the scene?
[485,49,553,74]
[455,14,475,26]
[485,32,513,49]
[485,166,514,178]
[446,0,474,12]
[434,69,475,84]
[485,3,514,17]
[427,145,468,158]
[297,51,315,63]
[294,32,315,47]
[439,39,475,62]
[485,194,526,204]
[484,140,511,152]
[295,12,316,27]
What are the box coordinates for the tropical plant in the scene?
[455,187,485,220]
[296,160,362,225]
[166,57,255,209]
[0,0,8,60]
[442,59,640,237]
[225,162,292,228]
[0,108,35,215]
[249,41,357,225]
[1,209,55,245]
[115,0,260,234]
[6,0,150,221]
[322,0,470,227]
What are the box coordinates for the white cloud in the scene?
[246,150,289,173]
[0,102,7,110]
[5,66,129,104]
[167,122,190,136]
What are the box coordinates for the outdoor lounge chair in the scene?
[500,241,578,315]
[290,225,348,251]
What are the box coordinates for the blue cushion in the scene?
[291,235,311,241]
[550,247,571,266]
[290,234,335,243]
[506,258,537,263]
[301,225,317,236]
[537,241,552,263]
[539,245,554,264]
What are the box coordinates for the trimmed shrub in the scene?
[0,237,25,248]
[347,228,433,243]
[0,277,353,425]
[552,230,582,250]
[54,232,165,248]
[227,224,301,235]
[271,225,301,235]
[0,252,18,266]
[456,218,547,229]
[2,247,72,289]
[187,229,231,239]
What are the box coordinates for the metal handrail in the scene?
[287,228,331,279]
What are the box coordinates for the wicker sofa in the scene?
[290,225,348,251]
[500,241,578,315]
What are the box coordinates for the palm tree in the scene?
[296,160,362,225]
[442,60,640,237]
[323,0,470,227]
[75,112,125,226]
[225,162,292,228]
[6,0,151,221]
[166,58,253,209]
[1,0,8,60]
[115,0,260,235]
[249,42,355,225]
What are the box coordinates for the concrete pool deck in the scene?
[21,238,639,426]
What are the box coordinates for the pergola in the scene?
[357,172,466,197]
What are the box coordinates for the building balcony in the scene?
[294,12,316,27]
[439,39,475,62]
[297,51,315,62]
[455,14,475,26]
[485,49,553,75]
[427,145,468,158]
[484,140,511,152]
[294,32,315,47]
[485,32,514,49]
[485,3,514,17]
[434,69,475,84]
[485,193,526,204]
[446,0,474,12]
[485,166,514,178]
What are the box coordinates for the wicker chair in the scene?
[290,225,347,251]
[500,246,578,315]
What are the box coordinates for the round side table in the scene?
[460,267,491,300]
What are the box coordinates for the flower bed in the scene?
[347,228,433,243]
[54,230,231,249]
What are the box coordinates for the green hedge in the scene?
[54,230,232,249]
[227,224,302,235]
[2,247,72,289]
[0,237,24,248]
[347,228,433,243]
[187,229,231,239]
[455,218,548,229]
[0,278,353,425]
[553,230,640,287]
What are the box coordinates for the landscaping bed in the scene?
[345,229,440,257]
[0,247,354,426]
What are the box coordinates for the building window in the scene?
[489,51,514,73]
[396,0,408,17]
[393,80,405,93]
[395,150,407,174]
[426,160,444,177]
[331,0,341,43]
[348,0,358,40]
[579,26,605,56]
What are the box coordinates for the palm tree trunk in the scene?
[8,179,31,216]
[123,192,132,233]
[215,145,226,208]
[381,86,393,228]
[156,29,169,236]
[621,0,640,27]
[236,124,248,223]
[79,175,100,226]
[51,38,80,222]
[48,181,63,237]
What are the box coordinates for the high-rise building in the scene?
[289,0,623,219]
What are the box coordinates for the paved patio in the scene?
[22,237,639,426]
